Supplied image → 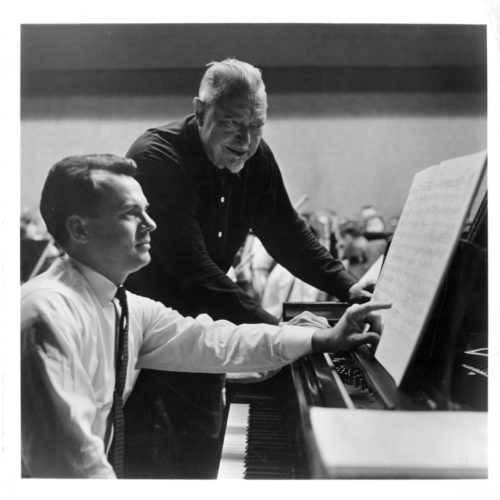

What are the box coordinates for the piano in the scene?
[218,152,488,479]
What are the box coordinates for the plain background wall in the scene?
[21,92,486,221]
[21,24,487,223]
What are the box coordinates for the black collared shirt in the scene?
[126,115,356,325]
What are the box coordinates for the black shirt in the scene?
[126,115,357,325]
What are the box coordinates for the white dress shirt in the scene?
[21,256,314,478]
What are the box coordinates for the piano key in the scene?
[217,403,249,478]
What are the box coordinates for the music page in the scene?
[372,151,486,386]
[309,407,487,478]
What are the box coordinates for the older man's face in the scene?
[197,90,267,174]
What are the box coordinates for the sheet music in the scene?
[372,151,486,386]
[309,407,487,478]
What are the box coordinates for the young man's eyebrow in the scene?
[120,201,149,210]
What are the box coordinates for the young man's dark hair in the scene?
[40,154,137,247]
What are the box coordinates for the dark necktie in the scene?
[109,285,129,478]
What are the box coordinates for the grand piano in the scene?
[218,152,488,479]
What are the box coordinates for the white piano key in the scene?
[217,403,249,479]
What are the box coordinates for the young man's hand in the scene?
[311,302,391,354]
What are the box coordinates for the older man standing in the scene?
[125,59,373,478]
[20,153,388,478]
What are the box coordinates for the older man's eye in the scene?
[223,120,238,128]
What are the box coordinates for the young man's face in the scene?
[82,171,156,284]
[196,90,267,174]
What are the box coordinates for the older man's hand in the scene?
[347,280,377,303]
[311,301,391,354]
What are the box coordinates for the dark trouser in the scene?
[124,369,225,479]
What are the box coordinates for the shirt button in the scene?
[218,231,223,238]
[220,196,225,203]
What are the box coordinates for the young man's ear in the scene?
[66,215,90,244]
[193,97,205,126]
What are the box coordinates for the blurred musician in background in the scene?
[20,208,60,283]
[230,197,316,303]
[336,220,389,281]
[260,211,332,318]
[125,58,373,478]
[359,204,380,225]
[231,230,275,301]
[20,153,389,478]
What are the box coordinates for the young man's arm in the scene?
[21,297,115,478]
[137,294,390,373]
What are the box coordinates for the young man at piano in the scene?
[124,58,374,478]
[20,154,389,478]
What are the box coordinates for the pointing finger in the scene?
[346,302,391,334]
[350,301,392,319]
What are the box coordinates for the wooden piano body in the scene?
[219,154,488,480]
[220,280,487,479]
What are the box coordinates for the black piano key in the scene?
[223,367,309,479]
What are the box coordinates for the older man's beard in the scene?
[225,160,246,174]
[215,157,246,174]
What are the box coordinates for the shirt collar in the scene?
[69,256,118,306]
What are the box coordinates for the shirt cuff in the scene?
[280,325,316,361]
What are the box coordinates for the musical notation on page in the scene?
[372,151,487,386]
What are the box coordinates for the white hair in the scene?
[198,58,267,105]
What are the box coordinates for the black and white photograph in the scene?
[2,1,499,499]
